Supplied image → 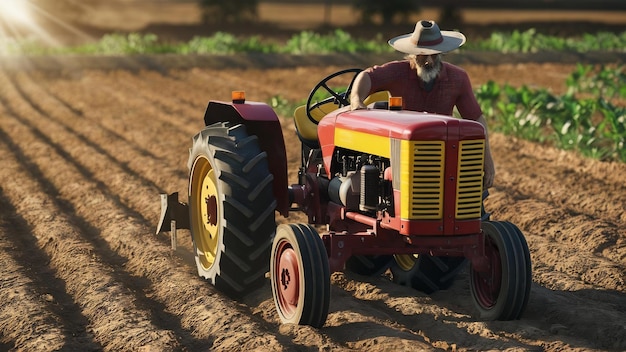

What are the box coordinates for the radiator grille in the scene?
[456,140,485,219]
[408,141,445,219]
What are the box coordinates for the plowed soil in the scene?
[1,3,625,352]
[1,58,624,352]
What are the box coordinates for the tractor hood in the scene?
[318,108,485,161]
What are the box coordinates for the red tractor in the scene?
[157,69,532,328]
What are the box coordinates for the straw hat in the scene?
[388,20,466,55]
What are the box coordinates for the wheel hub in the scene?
[473,236,501,307]
[278,246,299,308]
[205,195,217,227]
[394,254,418,271]
[191,157,220,270]
[200,172,219,234]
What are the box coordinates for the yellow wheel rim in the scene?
[191,156,220,270]
[394,254,418,271]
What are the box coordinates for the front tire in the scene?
[188,122,276,298]
[470,221,532,320]
[270,223,330,328]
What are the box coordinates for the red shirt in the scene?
[365,60,482,121]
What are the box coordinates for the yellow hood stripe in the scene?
[334,128,390,157]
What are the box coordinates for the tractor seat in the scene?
[293,91,390,149]
[293,101,336,149]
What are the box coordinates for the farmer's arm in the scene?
[476,114,495,189]
[350,71,372,110]
[455,69,495,188]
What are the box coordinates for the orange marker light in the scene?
[389,96,403,111]
[232,91,246,104]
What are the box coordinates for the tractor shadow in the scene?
[324,269,540,350]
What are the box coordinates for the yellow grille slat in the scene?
[401,141,445,220]
[398,139,485,221]
[456,140,485,219]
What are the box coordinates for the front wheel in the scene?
[188,122,276,298]
[470,221,532,320]
[270,223,330,328]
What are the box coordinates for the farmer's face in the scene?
[415,54,441,83]
[415,54,439,67]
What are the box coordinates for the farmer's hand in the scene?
[350,71,371,111]
[483,157,495,189]
[477,114,495,189]
[350,101,367,110]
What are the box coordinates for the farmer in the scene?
[350,20,495,188]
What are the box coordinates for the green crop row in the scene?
[469,29,626,53]
[477,64,625,162]
[2,29,626,55]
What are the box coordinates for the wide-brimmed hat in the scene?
[388,20,466,55]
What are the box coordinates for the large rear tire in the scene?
[188,122,276,298]
[470,221,532,320]
[270,223,330,328]
[390,254,467,294]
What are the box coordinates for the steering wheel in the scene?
[305,68,362,125]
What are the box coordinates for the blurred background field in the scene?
[1,0,625,47]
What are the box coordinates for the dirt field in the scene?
[1,61,625,351]
[1,2,625,352]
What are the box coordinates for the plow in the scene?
[157,68,532,327]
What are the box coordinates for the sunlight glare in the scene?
[1,1,103,54]
[0,0,34,25]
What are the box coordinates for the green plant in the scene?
[566,64,626,100]
[597,100,626,161]
[466,29,626,53]
[182,32,272,54]
[476,66,626,163]
[268,95,299,118]
[96,33,163,54]
[281,30,389,54]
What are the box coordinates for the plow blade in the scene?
[156,192,190,234]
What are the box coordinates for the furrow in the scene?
[491,133,626,226]
[13,72,184,222]
[0,207,75,351]
[487,189,625,292]
[490,134,626,270]
[102,69,204,118]
[329,272,565,351]
[52,70,201,138]
[0,72,293,350]
[0,100,179,350]
[40,71,195,188]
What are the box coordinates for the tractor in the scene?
[156,68,532,328]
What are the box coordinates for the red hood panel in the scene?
[318,109,485,146]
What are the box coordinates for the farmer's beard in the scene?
[416,56,442,83]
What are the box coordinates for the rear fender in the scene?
[203,100,290,217]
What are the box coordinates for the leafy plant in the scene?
[477,65,626,162]
[281,30,388,54]
[268,95,299,118]
[466,29,626,53]
[182,32,272,54]
[566,64,626,100]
